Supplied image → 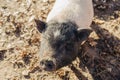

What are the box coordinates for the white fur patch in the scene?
[46,0,94,29]
[54,30,60,38]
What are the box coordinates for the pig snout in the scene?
[39,46,57,71]
[40,59,56,71]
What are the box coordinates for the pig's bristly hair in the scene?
[44,21,79,43]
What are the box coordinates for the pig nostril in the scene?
[45,61,55,70]
[40,60,55,71]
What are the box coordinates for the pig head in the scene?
[35,20,92,71]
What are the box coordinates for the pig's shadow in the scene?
[70,22,120,80]
[93,0,120,20]
[69,0,120,79]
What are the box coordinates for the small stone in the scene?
[42,0,48,3]
[94,19,105,24]
[28,15,35,22]
[22,70,30,76]
[107,68,112,72]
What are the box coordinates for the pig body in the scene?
[35,0,94,71]
[47,0,94,29]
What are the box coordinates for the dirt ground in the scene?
[0,0,120,80]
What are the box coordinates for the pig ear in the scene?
[77,28,92,42]
[34,19,47,33]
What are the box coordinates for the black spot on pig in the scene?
[35,20,92,71]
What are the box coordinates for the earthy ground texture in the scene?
[0,0,120,80]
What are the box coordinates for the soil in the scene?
[0,0,120,80]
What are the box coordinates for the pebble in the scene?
[42,0,49,3]
[22,70,30,76]
[28,15,35,22]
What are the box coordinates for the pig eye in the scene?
[56,43,61,48]
[53,41,63,49]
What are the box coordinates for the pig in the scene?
[35,0,94,71]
